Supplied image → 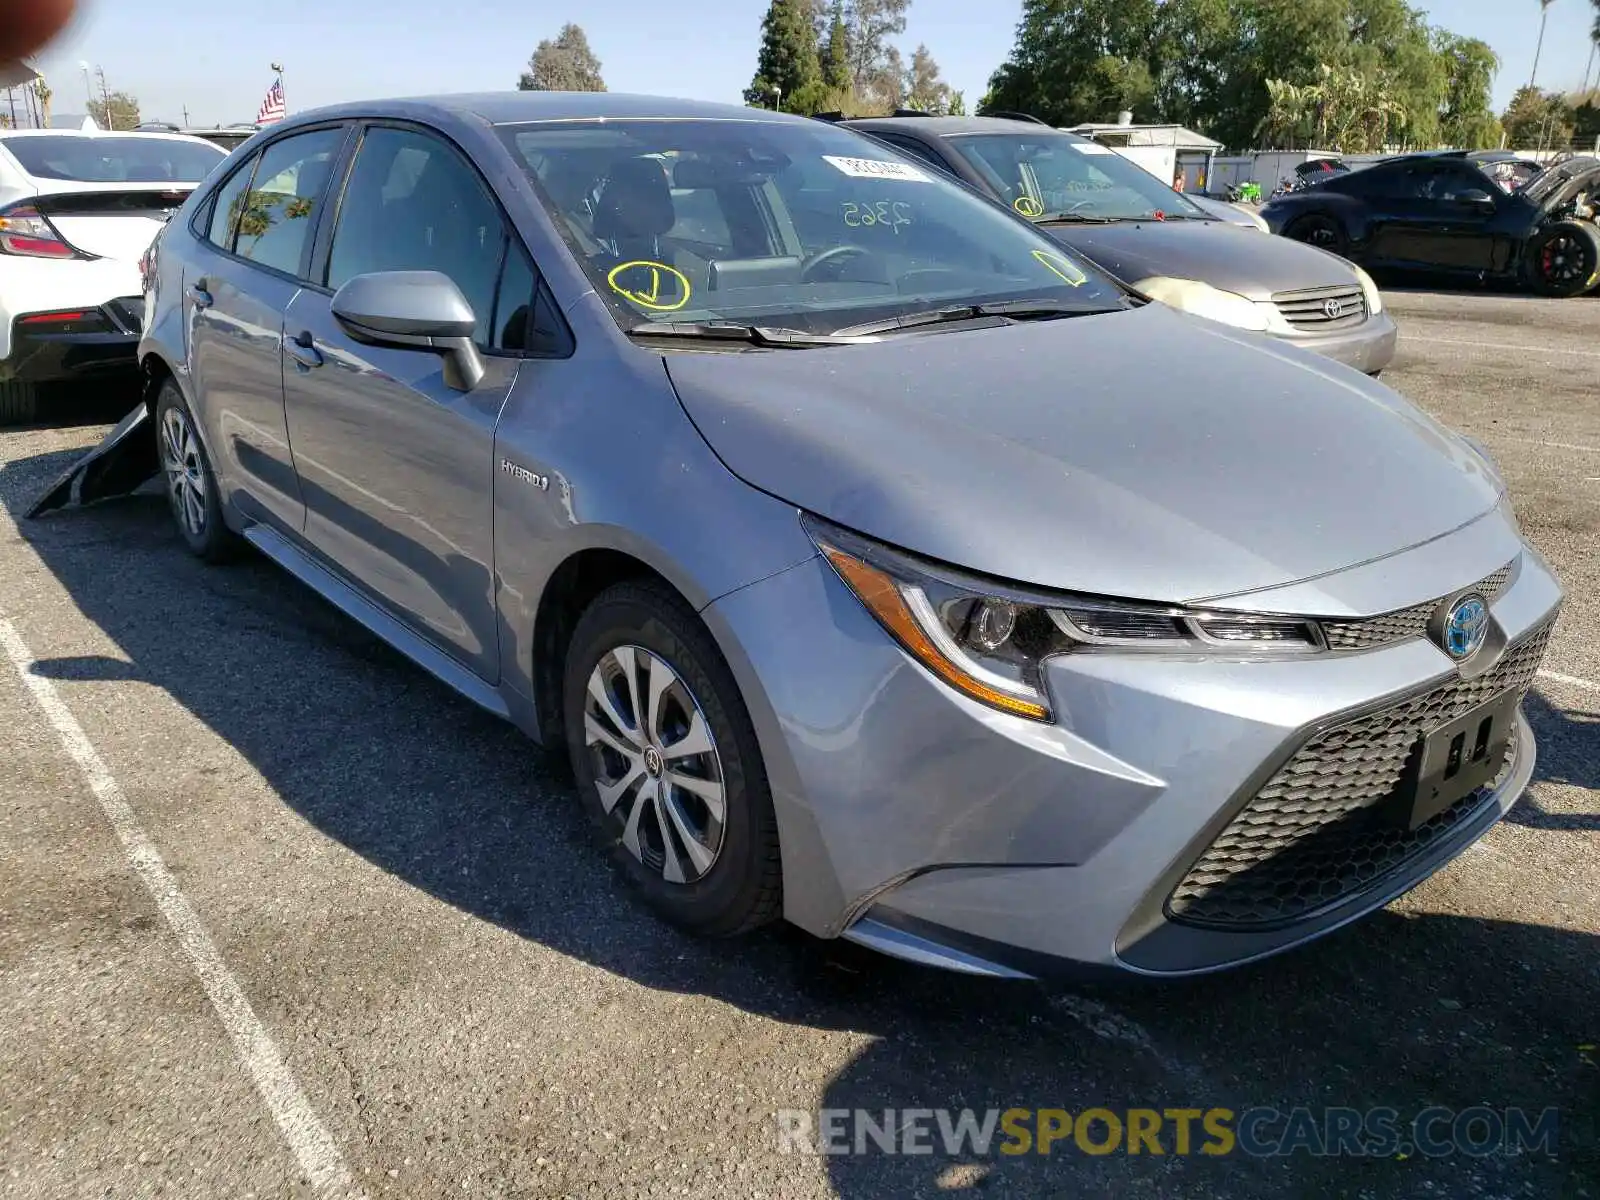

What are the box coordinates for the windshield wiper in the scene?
[1035,212,1114,224]
[833,298,1099,338]
[626,322,876,349]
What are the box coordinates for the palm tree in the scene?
[1529,0,1557,89]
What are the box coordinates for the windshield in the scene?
[944,132,1209,222]
[496,118,1127,335]
[0,135,226,183]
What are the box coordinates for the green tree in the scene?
[518,24,606,92]
[821,0,852,92]
[1501,84,1575,149]
[746,0,824,111]
[981,0,1162,125]
[1436,34,1501,148]
[947,89,967,116]
[86,90,140,131]
[846,0,911,94]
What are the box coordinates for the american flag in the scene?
[256,79,286,125]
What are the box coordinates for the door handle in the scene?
[284,331,324,369]
[189,282,213,309]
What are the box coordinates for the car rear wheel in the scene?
[1285,214,1349,257]
[0,381,40,426]
[563,580,782,938]
[155,381,237,562]
[1525,221,1600,298]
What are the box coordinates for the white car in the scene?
[0,129,228,423]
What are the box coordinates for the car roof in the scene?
[840,114,1089,140]
[271,91,809,128]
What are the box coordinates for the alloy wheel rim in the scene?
[583,645,726,884]
[159,406,207,537]
[1304,222,1337,248]
[1541,235,1584,283]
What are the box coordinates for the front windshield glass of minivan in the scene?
[947,132,1208,222]
[495,118,1128,337]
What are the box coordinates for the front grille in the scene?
[1321,563,1514,652]
[1166,619,1554,929]
[1273,285,1367,331]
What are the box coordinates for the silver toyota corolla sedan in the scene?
[136,93,1561,979]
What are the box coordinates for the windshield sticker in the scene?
[1032,250,1088,287]
[1069,142,1114,156]
[1013,196,1045,217]
[607,260,692,312]
[842,200,913,231]
[822,155,931,183]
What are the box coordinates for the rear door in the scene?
[281,123,527,680]
[183,124,352,530]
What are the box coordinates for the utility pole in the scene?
[182,105,191,127]
[96,67,111,129]
[1528,0,1554,90]
[4,88,16,130]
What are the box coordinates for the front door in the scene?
[183,125,349,529]
[282,124,528,681]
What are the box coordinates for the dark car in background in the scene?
[1263,151,1600,297]
[840,114,1396,374]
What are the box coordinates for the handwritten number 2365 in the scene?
[842,201,912,231]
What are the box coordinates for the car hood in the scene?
[1041,217,1356,300]
[664,304,1501,605]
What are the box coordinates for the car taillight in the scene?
[139,240,158,293]
[0,205,77,259]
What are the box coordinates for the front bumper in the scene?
[0,298,145,385]
[1273,310,1397,375]
[708,507,1562,979]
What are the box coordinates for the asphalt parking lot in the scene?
[1,288,1596,1199]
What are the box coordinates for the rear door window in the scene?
[205,154,258,251]
[233,127,347,277]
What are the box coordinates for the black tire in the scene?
[154,381,238,562]
[1285,213,1349,257]
[563,580,782,938]
[0,380,40,426]
[1524,221,1600,298]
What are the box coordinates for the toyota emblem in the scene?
[1323,297,1345,319]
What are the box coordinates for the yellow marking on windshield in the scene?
[607,260,692,312]
[1013,196,1045,218]
[1032,250,1087,287]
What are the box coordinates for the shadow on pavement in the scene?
[2,444,1596,1197]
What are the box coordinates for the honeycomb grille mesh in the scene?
[1167,619,1554,929]
[1320,564,1514,652]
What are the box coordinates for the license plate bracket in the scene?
[1396,690,1519,830]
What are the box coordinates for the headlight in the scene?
[1134,277,1269,332]
[808,519,1323,724]
[1351,263,1384,314]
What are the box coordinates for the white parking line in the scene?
[1398,334,1600,360]
[0,618,359,1197]
[1539,669,1600,695]
[1495,436,1600,455]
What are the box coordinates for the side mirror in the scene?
[330,270,486,391]
[1457,188,1495,212]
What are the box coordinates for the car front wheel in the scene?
[1525,221,1600,298]
[563,580,782,938]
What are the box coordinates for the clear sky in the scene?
[27,0,1600,130]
